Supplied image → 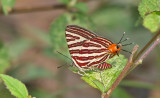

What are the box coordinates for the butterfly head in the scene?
[108,44,122,55]
[108,32,133,56]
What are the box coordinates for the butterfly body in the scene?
[65,25,123,70]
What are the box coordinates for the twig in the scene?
[134,31,160,62]
[129,31,160,72]
[0,0,96,15]
[104,31,160,98]
[135,37,160,66]
[0,4,66,15]
[104,45,139,98]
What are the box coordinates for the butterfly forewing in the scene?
[65,25,114,70]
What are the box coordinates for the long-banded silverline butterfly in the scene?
[65,25,132,71]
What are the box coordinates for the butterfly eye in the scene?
[116,45,119,49]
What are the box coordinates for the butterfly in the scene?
[65,25,131,71]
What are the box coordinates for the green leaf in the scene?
[0,41,10,73]
[0,84,15,98]
[0,74,29,98]
[92,80,105,93]
[69,66,80,73]
[143,12,160,32]
[80,54,128,93]
[75,2,88,13]
[1,0,16,15]
[111,87,132,98]
[138,0,160,18]
[50,14,70,60]
[81,76,100,91]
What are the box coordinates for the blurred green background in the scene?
[0,0,160,98]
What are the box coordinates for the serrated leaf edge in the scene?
[0,74,28,98]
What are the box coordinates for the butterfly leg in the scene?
[77,71,85,76]
[77,68,89,76]
[107,57,117,67]
[99,71,105,85]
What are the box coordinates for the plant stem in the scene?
[130,31,160,72]
[0,4,66,15]
[104,30,160,98]
[0,0,94,15]
[135,37,160,65]
[134,31,160,62]
[101,93,106,98]
[104,45,139,97]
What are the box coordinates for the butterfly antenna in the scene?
[56,51,74,68]
[57,65,63,69]
[57,62,69,69]
[121,49,132,54]
[122,42,133,46]
[118,32,125,44]
[57,62,74,69]
[56,51,72,61]
[120,38,129,43]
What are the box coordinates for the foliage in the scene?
[143,12,160,32]
[138,0,160,32]
[0,74,29,98]
[138,0,160,18]
[0,41,10,73]
[0,0,160,98]
[1,0,16,15]
[80,55,127,93]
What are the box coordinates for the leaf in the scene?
[81,76,98,89]
[1,0,16,15]
[92,80,105,93]
[111,87,132,98]
[80,54,128,93]
[69,66,79,73]
[138,0,160,18]
[0,41,10,73]
[75,2,88,13]
[49,14,70,60]
[0,74,29,98]
[143,12,160,32]
[0,84,15,98]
